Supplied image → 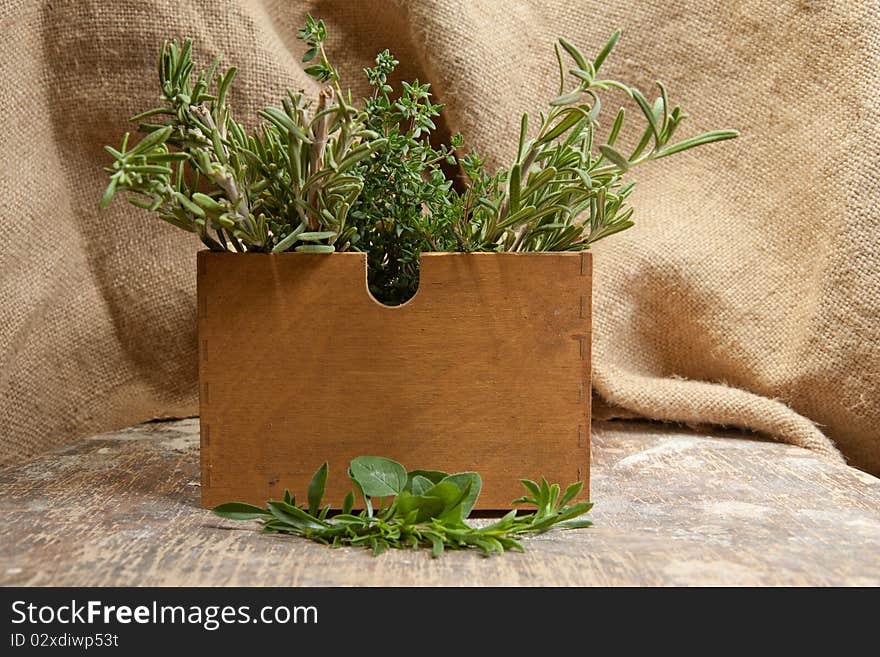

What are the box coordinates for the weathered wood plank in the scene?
[1,419,878,586]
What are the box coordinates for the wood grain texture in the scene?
[1,419,878,586]
[198,251,591,509]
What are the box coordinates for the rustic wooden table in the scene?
[1,419,878,586]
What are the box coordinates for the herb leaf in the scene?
[212,502,272,520]
[349,456,407,497]
[307,462,328,515]
[439,472,482,517]
[406,470,448,489]
[410,475,434,496]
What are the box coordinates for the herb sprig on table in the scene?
[101,15,738,304]
[213,457,593,557]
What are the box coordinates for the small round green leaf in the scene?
[349,456,407,497]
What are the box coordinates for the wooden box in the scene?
[197,251,591,509]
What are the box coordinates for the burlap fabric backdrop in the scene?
[1,0,877,473]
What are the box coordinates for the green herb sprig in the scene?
[100,31,382,254]
[350,51,463,302]
[213,456,593,557]
[448,31,739,254]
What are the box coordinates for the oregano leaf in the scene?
[350,456,407,497]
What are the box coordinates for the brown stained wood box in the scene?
[197,251,591,509]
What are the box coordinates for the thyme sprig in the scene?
[213,457,593,557]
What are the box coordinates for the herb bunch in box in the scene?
[101,15,738,305]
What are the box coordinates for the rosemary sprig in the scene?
[213,457,593,557]
[452,30,739,254]
[100,30,382,254]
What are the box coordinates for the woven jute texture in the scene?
[1,1,877,471]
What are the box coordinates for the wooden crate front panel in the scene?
[198,251,591,509]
